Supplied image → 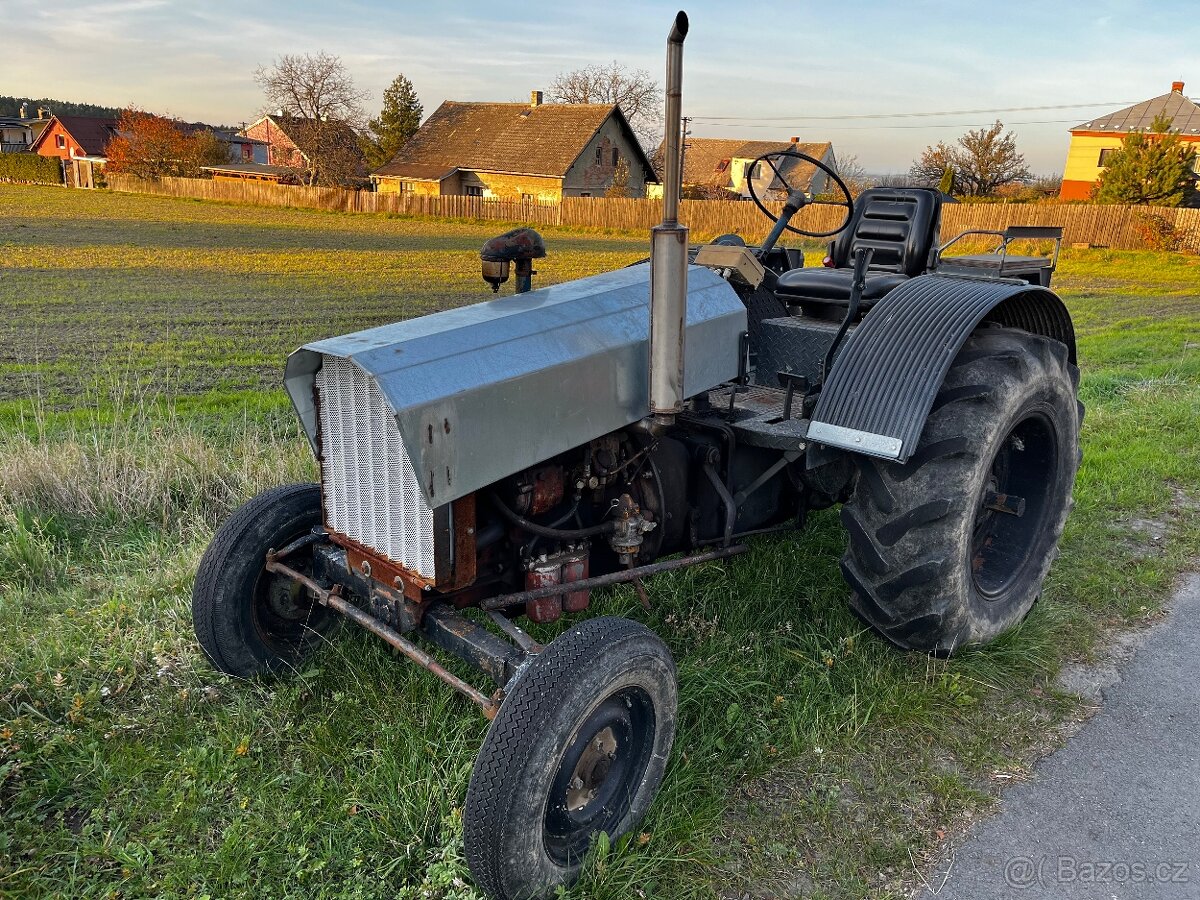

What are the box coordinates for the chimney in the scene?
[37,107,48,120]
[19,102,28,119]
[1172,80,1185,93]
[790,136,799,144]
[530,90,543,108]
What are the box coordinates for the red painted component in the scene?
[524,560,563,623]
[561,551,591,612]
[513,464,565,517]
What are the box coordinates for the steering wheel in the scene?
[746,149,854,238]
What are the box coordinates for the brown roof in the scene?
[373,101,653,179]
[31,115,120,156]
[1074,86,1200,135]
[374,162,458,182]
[680,137,833,190]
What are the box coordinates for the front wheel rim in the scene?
[251,540,323,654]
[543,686,656,866]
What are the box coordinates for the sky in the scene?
[4,0,1199,174]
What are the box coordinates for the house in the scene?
[13,104,53,146]
[0,118,34,153]
[241,113,362,174]
[1059,81,1200,200]
[29,114,120,188]
[371,91,656,200]
[678,137,837,199]
[214,129,268,164]
[179,122,268,164]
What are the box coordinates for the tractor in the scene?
[192,11,1080,899]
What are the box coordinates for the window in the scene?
[611,148,619,166]
[521,193,534,202]
[1098,148,1117,166]
[241,144,253,160]
[595,147,602,164]
[463,185,483,197]
[399,182,414,193]
[579,192,592,198]
[55,134,66,149]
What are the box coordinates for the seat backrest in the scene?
[831,188,942,277]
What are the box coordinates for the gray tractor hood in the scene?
[285,262,746,507]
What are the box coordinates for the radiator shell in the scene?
[315,356,436,579]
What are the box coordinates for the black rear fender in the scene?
[807,273,1075,464]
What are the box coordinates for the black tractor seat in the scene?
[774,187,943,311]
[775,268,908,307]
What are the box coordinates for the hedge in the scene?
[0,153,63,185]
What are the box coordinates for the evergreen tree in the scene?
[363,75,423,171]
[1093,114,1198,206]
[938,165,955,195]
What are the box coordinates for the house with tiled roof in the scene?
[30,114,120,188]
[241,114,364,181]
[679,136,837,199]
[1059,80,1200,199]
[372,91,656,200]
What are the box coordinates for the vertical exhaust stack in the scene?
[648,10,689,423]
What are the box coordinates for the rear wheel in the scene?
[464,616,677,900]
[840,328,1081,654]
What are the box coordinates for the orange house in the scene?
[1059,81,1200,200]
[30,114,120,188]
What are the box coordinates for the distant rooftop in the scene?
[201,163,297,175]
[1074,82,1200,135]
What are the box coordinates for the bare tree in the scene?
[909,141,958,189]
[605,157,631,197]
[254,52,368,185]
[955,121,1030,196]
[834,152,874,197]
[549,61,662,150]
[909,122,1030,197]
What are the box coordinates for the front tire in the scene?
[192,482,333,677]
[464,617,677,900]
[840,328,1081,654]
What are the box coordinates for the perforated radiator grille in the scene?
[315,356,436,578]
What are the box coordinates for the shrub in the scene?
[1133,212,1185,252]
[0,153,62,185]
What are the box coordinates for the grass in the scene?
[1,183,1198,899]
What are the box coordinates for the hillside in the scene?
[0,95,122,118]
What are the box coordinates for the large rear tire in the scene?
[840,328,1081,654]
[464,616,677,900]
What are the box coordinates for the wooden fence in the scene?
[106,175,1200,252]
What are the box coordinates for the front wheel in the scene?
[464,617,677,900]
[192,482,334,677]
[840,328,1082,654]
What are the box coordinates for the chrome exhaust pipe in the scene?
[648,10,689,422]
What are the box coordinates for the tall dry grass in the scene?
[0,380,315,590]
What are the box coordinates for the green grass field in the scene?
[1,183,1198,899]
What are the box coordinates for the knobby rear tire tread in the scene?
[841,328,1081,654]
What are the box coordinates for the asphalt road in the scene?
[922,574,1200,900]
